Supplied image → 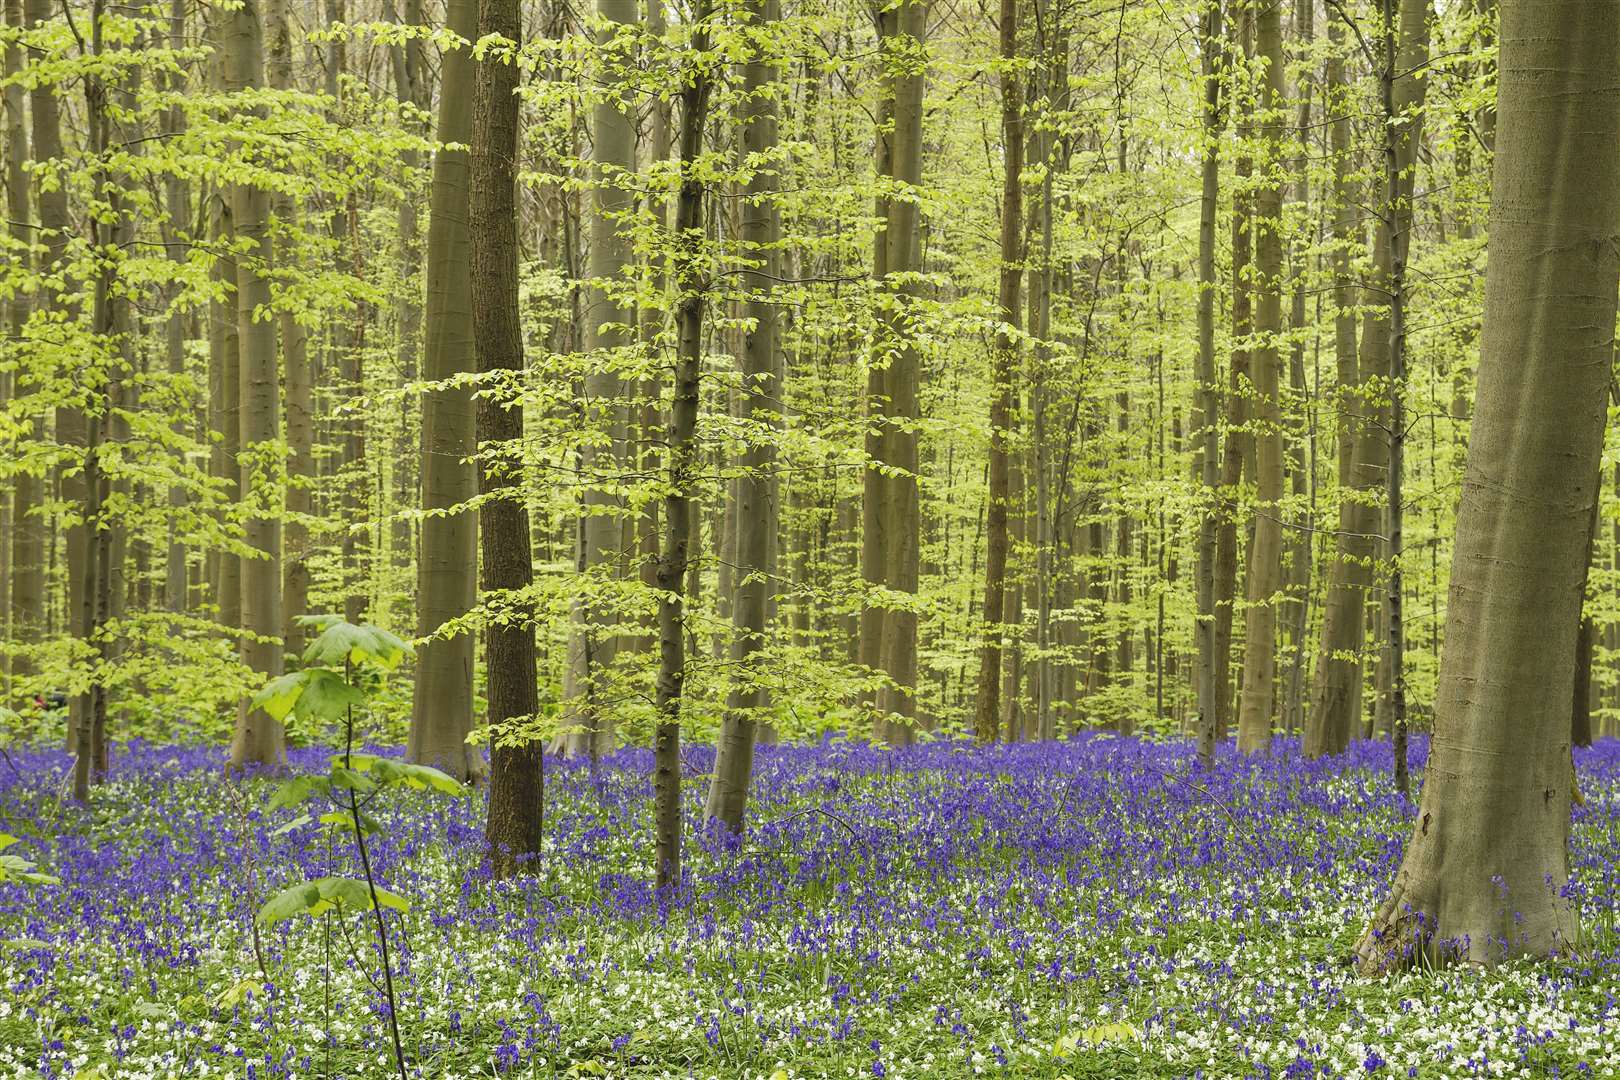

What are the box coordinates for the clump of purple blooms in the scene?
[4,734,1620,1077]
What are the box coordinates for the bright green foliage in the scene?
[0,832,59,886]
[251,617,462,934]
[256,875,410,928]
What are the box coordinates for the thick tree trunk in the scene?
[657,7,712,885]
[1235,0,1285,754]
[161,0,191,616]
[862,0,927,743]
[407,0,480,780]
[474,0,542,876]
[225,0,287,771]
[973,0,1021,743]
[705,0,782,833]
[1356,0,1620,972]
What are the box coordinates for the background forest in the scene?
[11,0,1620,1074]
[0,0,1542,771]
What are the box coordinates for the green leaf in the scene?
[292,669,366,723]
[0,833,17,853]
[257,877,410,927]
[267,775,330,811]
[327,766,376,794]
[364,757,467,796]
[250,672,310,723]
[0,938,52,951]
[0,853,60,886]
[269,813,314,836]
[211,977,265,1010]
[302,618,412,670]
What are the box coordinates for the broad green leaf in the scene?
[0,853,60,886]
[367,757,466,796]
[0,833,16,853]
[303,619,411,670]
[257,877,409,927]
[269,813,314,836]
[292,669,365,723]
[212,977,265,1010]
[327,766,376,794]
[268,775,329,811]
[250,672,310,723]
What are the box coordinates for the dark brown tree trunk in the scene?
[473,0,541,876]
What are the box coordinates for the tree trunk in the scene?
[973,0,1021,743]
[1356,0,1620,972]
[4,0,41,698]
[563,0,639,760]
[705,0,782,833]
[657,5,712,886]
[225,0,287,771]
[863,0,928,743]
[407,0,480,780]
[1193,0,1225,766]
[268,0,313,662]
[473,0,542,876]
[1235,0,1285,754]
[161,0,191,616]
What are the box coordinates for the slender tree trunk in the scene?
[1235,0,1285,754]
[974,0,1022,743]
[4,0,41,698]
[1303,18,1363,758]
[1213,3,1254,742]
[226,0,286,771]
[706,0,782,832]
[268,0,313,661]
[563,0,639,760]
[1357,0,1620,971]
[1193,0,1225,766]
[407,0,480,780]
[657,4,713,886]
[473,0,542,875]
[161,0,191,616]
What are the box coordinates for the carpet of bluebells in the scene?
[6,735,1620,1079]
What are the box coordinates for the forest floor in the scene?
[2,735,1618,1079]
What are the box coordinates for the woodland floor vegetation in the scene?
[5,736,1620,1079]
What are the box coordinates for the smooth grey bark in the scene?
[562,0,639,761]
[1356,0,1620,972]
[1235,0,1285,754]
[225,0,286,770]
[1192,0,1224,766]
[705,0,783,833]
[407,0,480,780]
[973,0,1021,744]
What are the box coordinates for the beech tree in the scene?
[1357,0,1620,971]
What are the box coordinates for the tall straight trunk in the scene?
[268,0,313,660]
[974,0,1022,743]
[705,0,782,833]
[226,0,286,770]
[161,0,190,615]
[388,0,426,577]
[1379,0,1428,796]
[25,0,79,728]
[474,0,542,875]
[407,0,479,779]
[73,12,116,798]
[563,0,639,760]
[1192,0,1225,766]
[657,4,713,886]
[1302,18,1362,758]
[879,0,927,737]
[1235,0,1285,754]
[1280,0,1313,735]
[4,0,41,696]
[1357,0,1620,971]
[1213,3,1253,741]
